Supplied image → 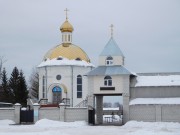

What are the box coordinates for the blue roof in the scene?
[86,65,131,76]
[100,37,124,57]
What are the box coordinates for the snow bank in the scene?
[103,107,119,110]
[130,98,180,105]
[123,121,180,129]
[135,75,180,87]
[0,119,15,126]
[38,57,94,67]
[35,119,87,128]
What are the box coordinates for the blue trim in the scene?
[52,86,62,92]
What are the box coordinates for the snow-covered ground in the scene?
[0,119,180,135]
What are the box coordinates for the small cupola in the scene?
[60,8,74,47]
[99,24,125,66]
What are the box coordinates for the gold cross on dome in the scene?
[110,24,114,37]
[64,8,69,20]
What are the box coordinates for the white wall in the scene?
[0,108,15,121]
[39,108,60,121]
[38,65,93,107]
[91,75,128,95]
[130,104,180,122]
[99,56,124,66]
[65,107,88,122]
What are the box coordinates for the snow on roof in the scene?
[135,75,180,87]
[38,57,94,67]
[129,98,180,105]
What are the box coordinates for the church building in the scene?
[37,10,180,124]
[38,11,94,107]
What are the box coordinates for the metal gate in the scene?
[88,108,95,125]
[20,107,34,123]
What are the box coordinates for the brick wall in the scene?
[65,107,88,122]
[130,104,180,122]
[0,108,15,121]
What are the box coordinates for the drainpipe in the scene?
[45,66,48,99]
[71,66,74,107]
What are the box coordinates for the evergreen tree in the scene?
[1,68,12,102]
[9,67,19,103]
[18,70,28,106]
[9,67,28,105]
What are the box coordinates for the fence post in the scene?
[59,103,66,121]
[33,103,40,123]
[14,103,21,124]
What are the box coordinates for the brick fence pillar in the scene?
[14,103,21,124]
[59,103,66,121]
[33,103,40,123]
[96,95,103,124]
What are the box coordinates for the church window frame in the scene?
[68,34,71,42]
[65,35,67,42]
[77,75,82,98]
[104,76,112,86]
[106,56,113,65]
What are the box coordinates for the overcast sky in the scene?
[1,0,180,81]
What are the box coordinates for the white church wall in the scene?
[46,66,72,103]
[38,65,92,107]
[99,56,124,66]
[72,66,92,107]
[92,75,127,95]
[38,66,72,104]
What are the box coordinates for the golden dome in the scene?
[43,44,90,62]
[60,20,74,32]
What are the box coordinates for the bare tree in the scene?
[103,102,112,108]
[0,56,7,83]
[29,68,39,99]
[113,102,121,108]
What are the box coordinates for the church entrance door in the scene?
[52,86,62,104]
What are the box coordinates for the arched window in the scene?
[104,76,112,86]
[76,58,81,61]
[52,86,62,92]
[77,75,82,98]
[68,35,71,42]
[57,57,63,60]
[106,56,113,65]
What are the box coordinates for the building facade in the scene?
[38,15,94,107]
[37,12,180,124]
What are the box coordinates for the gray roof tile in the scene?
[100,37,124,57]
